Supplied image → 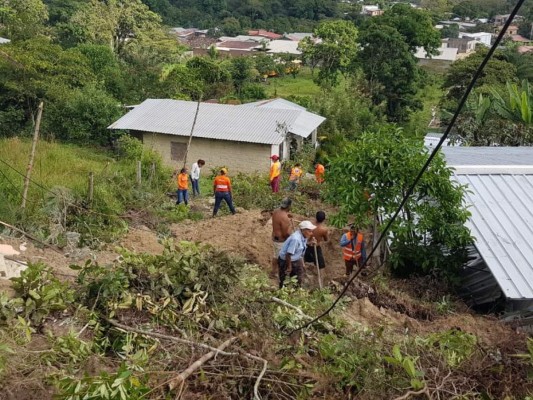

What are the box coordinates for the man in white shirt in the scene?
[190,159,205,196]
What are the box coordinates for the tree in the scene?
[325,126,472,278]
[220,16,242,36]
[359,24,421,122]
[374,4,441,56]
[442,48,518,106]
[69,0,162,56]
[440,23,459,39]
[230,56,255,94]
[0,0,49,40]
[299,20,358,88]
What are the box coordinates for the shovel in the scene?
[314,244,323,289]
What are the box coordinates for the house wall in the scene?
[142,133,273,173]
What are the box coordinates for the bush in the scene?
[240,83,267,100]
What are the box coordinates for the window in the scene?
[171,142,187,161]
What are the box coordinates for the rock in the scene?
[235,207,246,213]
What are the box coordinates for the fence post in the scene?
[136,161,142,187]
[21,101,44,209]
[88,172,94,207]
[149,162,156,184]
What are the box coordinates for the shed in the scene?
[108,99,325,172]
[440,147,533,318]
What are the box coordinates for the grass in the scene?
[264,67,322,98]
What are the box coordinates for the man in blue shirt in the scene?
[278,220,316,288]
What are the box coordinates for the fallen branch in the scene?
[393,386,429,400]
[0,220,63,255]
[106,319,268,399]
[271,296,334,331]
[168,335,238,391]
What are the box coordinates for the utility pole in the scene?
[183,97,202,170]
[21,102,44,209]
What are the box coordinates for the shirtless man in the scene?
[304,211,329,269]
[271,198,293,278]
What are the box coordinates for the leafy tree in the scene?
[254,53,277,77]
[442,48,518,105]
[230,56,255,94]
[0,0,49,40]
[374,4,441,56]
[69,0,162,56]
[440,23,459,39]
[220,16,242,36]
[299,20,358,88]
[325,126,472,278]
[359,23,421,122]
[452,1,481,19]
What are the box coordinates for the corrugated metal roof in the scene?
[441,146,533,166]
[242,98,326,137]
[454,172,533,299]
[108,99,301,145]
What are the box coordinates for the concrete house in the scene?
[440,147,533,325]
[108,99,325,172]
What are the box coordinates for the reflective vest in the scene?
[289,167,302,182]
[343,232,364,261]
[270,161,281,181]
[214,175,231,192]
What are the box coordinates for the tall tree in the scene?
[299,20,358,88]
[359,23,421,122]
[0,0,49,40]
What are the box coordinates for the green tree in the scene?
[442,48,518,105]
[359,24,421,122]
[221,16,242,36]
[326,126,472,278]
[375,4,441,56]
[299,20,358,88]
[69,0,162,56]
[230,56,255,94]
[0,0,49,40]
[440,24,459,39]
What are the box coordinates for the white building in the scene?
[458,32,492,47]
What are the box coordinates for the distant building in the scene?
[458,32,492,47]
[511,35,533,44]
[415,44,459,63]
[493,14,523,26]
[361,5,384,16]
[440,20,478,30]
[518,45,533,54]
[283,32,313,41]
[264,40,301,55]
[444,37,478,54]
[248,30,282,40]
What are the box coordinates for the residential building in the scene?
[108,99,325,172]
[440,147,533,324]
[284,33,313,41]
[493,14,523,26]
[361,5,384,16]
[444,37,478,54]
[248,30,282,40]
[415,44,459,64]
[264,40,301,55]
[458,31,492,47]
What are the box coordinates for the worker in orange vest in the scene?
[213,167,236,217]
[340,224,367,276]
[176,167,189,206]
[315,162,325,184]
[288,162,303,191]
[270,155,281,193]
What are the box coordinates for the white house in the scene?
[458,32,492,47]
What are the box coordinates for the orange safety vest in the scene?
[315,164,325,183]
[289,167,302,182]
[270,161,281,181]
[177,173,189,190]
[214,175,231,192]
[343,232,364,261]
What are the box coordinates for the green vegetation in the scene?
[265,68,322,98]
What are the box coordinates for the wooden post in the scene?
[88,172,94,207]
[149,162,156,184]
[183,97,201,169]
[136,161,142,187]
[21,102,43,209]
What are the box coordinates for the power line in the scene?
[290,0,527,333]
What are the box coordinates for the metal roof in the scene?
[441,146,533,166]
[108,99,301,145]
[0,37,11,44]
[454,173,533,299]
[242,98,326,137]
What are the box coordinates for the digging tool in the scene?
[313,244,323,289]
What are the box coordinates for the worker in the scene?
[304,211,329,270]
[278,220,316,289]
[340,224,367,276]
[213,167,236,217]
[288,162,303,191]
[269,155,281,193]
[271,198,293,278]
[190,159,205,196]
[315,162,325,184]
[176,167,189,206]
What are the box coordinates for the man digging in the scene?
[270,198,293,278]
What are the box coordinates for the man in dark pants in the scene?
[278,220,316,288]
[212,168,236,217]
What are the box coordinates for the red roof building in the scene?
[248,29,282,40]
